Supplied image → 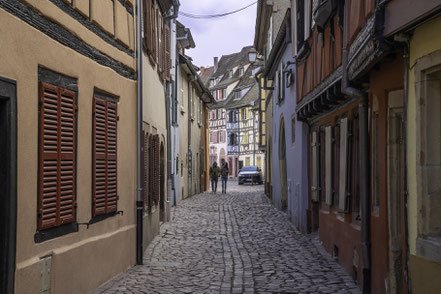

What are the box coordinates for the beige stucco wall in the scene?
[0,5,138,293]
[178,67,206,200]
[407,15,441,255]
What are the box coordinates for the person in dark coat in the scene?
[220,158,229,194]
[209,162,220,193]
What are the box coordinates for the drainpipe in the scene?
[341,1,370,292]
[165,1,179,207]
[136,0,143,266]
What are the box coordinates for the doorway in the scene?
[279,117,288,210]
[0,78,17,294]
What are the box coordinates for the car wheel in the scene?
[238,181,243,185]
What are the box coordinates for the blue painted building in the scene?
[255,5,309,233]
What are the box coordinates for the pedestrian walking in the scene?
[209,162,220,193]
[220,158,229,194]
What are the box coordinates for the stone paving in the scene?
[94,182,360,294]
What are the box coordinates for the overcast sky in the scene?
[177,0,257,68]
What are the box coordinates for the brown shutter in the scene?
[154,135,160,205]
[106,101,118,213]
[148,135,154,209]
[152,5,157,62]
[93,97,118,216]
[158,17,164,77]
[143,0,153,53]
[38,82,76,230]
[142,131,149,210]
[164,24,171,81]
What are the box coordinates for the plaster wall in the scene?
[407,15,441,294]
[0,8,137,293]
[271,44,309,233]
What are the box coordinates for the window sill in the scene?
[416,236,441,264]
[34,222,78,243]
[88,211,120,226]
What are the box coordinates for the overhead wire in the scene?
[179,1,257,19]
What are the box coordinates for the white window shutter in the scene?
[339,118,349,212]
[311,131,320,202]
[325,125,333,205]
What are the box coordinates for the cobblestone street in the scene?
[95,182,360,294]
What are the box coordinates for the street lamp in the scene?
[248,48,258,65]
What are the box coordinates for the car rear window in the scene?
[241,166,257,171]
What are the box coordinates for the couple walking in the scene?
[209,158,229,194]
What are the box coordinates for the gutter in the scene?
[341,1,370,292]
[165,1,179,207]
[136,0,143,265]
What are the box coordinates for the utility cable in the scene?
[180,1,257,19]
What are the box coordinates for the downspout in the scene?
[165,1,179,207]
[341,1,370,292]
[136,0,143,266]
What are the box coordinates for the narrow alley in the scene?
[95,183,359,294]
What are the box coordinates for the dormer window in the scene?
[233,91,241,100]
[229,70,233,78]
[239,67,244,76]
[209,78,215,87]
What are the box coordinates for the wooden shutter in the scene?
[311,131,320,202]
[163,24,171,81]
[148,135,154,209]
[93,97,118,217]
[153,135,160,205]
[338,118,349,211]
[38,82,76,230]
[152,6,157,62]
[325,125,333,205]
[143,131,149,210]
[143,0,153,53]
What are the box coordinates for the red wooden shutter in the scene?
[93,97,118,216]
[148,135,154,209]
[142,131,149,210]
[38,82,76,230]
[143,0,152,53]
[154,135,160,205]
[106,101,118,213]
[152,5,157,62]
[164,24,171,81]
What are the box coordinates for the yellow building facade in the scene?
[0,1,138,293]
[407,15,441,294]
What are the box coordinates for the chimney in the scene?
[214,57,219,72]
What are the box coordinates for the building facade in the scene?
[0,0,138,293]
[178,53,213,200]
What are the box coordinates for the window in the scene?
[243,133,249,144]
[239,67,244,76]
[191,86,195,120]
[277,63,285,103]
[414,52,441,261]
[233,91,241,100]
[223,89,227,98]
[351,109,361,221]
[296,0,305,52]
[229,133,236,145]
[93,95,118,217]
[245,157,250,167]
[229,111,234,123]
[229,70,233,78]
[38,82,77,230]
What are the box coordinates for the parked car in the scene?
[238,166,263,185]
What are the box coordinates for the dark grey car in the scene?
[238,166,263,185]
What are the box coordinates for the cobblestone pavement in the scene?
[94,182,360,294]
